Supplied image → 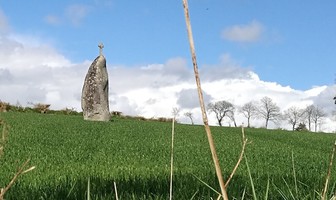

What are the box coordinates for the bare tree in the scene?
[184,111,194,125]
[240,101,258,128]
[258,96,281,128]
[208,100,234,126]
[304,105,315,131]
[172,107,180,118]
[227,109,237,127]
[284,106,304,131]
[312,106,326,132]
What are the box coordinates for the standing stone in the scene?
[81,43,110,121]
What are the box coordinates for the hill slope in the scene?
[0,112,336,199]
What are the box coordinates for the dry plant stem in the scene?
[322,140,336,200]
[114,182,119,200]
[0,159,31,200]
[169,117,175,200]
[1,120,8,143]
[182,0,228,199]
[225,125,248,187]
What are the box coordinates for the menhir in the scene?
[81,43,110,121]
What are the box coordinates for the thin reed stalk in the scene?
[322,140,336,200]
[0,120,8,153]
[114,182,119,200]
[169,115,175,200]
[182,1,228,199]
[225,124,248,187]
[0,159,34,200]
[87,177,90,200]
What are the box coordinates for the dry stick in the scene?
[225,124,248,188]
[114,182,119,200]
[169,116,175,200]
[0,159,31,200]
[322,140,336,200]
[182,0,228,199]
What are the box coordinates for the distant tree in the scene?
[334,96,336,104]
[258,96,281,128]
[295,123,308,131]
[240,101,258,128]
[33,103,50,114]
[227,109,237,127]
[303,105,315,131]
[284,106,304,131]
[207,100,234,126]
[184,111,194,125]
[0,101,10,112]
[311,106,326,132]
[172,107,180,120]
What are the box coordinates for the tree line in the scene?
[185,96,332,132]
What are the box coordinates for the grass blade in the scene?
[192,174,221,196]
[190,189,198,200]
[291,151,298,199]
[66,182,76,198]
[244,154,257,200]
[264,176,270,200]
[322,140,336,200]
[282,177,295,200]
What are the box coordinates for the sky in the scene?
[0,0,336,131]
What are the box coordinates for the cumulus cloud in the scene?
[65,4,91,26]
[310,86,336,114]
[0,23,85,109]
[201,54,252,81]
[177,88,212,109]
[44,4,91,27]
[221,20,264,43]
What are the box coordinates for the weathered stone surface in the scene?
[81,53,110,121]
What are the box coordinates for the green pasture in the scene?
[0,112,336,199]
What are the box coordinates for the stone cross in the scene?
[98,42,104,56]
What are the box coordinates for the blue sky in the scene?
[2,0,335,90]
[1,1,336,131]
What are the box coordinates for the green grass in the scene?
[0,112,336,199]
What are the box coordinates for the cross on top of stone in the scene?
[98,42,104,56]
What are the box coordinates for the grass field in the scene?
[1,112,336,199]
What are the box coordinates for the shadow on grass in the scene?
[3,172,326,200]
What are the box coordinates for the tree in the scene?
[184,111,194,125]
[227,109,237,127]
[172,107,180,118]
[258,96,281,128]
[312,106,326,132]
[240,101,258,128]
[295,123,308,131]
[284,106,304,131]
[207,100,234,126]
[303,105,315,131]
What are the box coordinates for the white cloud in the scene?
[43,4,91,27]
[44,15,61,26]
[221,20,264,43]
[176,88,212,109]
[65,4,91,26]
